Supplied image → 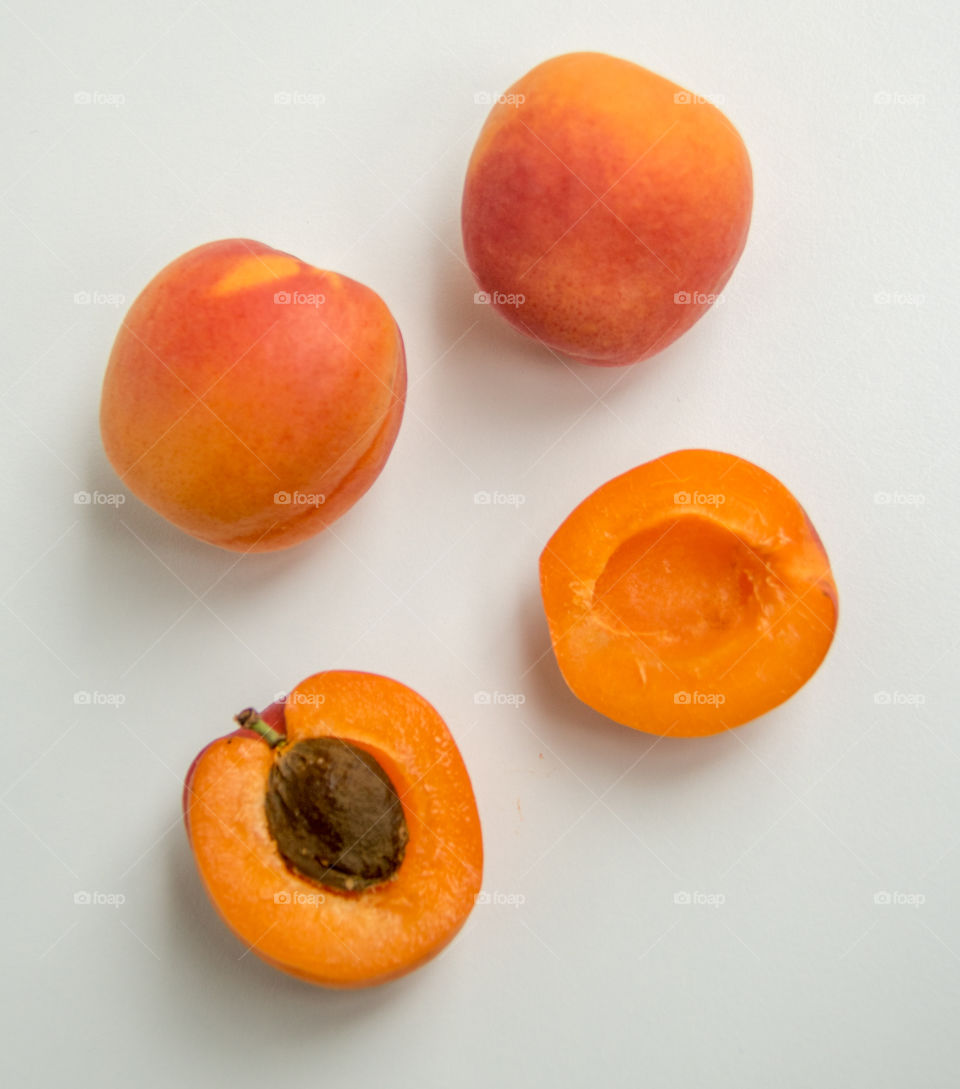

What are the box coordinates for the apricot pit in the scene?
[263,733,408,893]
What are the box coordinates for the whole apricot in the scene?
[100,239,405,551]
[462,53,752,366]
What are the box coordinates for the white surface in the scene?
[1,1,958,1086]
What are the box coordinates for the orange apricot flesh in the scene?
[184,671,483,987]
[539,450,838,736]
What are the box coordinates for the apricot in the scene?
[183,671,483,987]
[539,450,838,736]
[462,52,752,366]
[100,239,405,552]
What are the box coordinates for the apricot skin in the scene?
[540,451,838,736]
[100,239,405,552]
[462,53,752,366]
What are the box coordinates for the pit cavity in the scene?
[592,516,766,651]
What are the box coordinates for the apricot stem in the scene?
[235,708,285,748]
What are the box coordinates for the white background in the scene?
[1,1,957,1085]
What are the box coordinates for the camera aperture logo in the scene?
[474,490,525,508]
[674,690,725,707]
[74,690,126,706]
[673,290,724,306]
[274,490,325,507]
[74,490,125,507]
[673,91,724,107]
[280,691,326,708]
[273,91,325,108]
[74,290,126,307]
[873,290,924,307]
[873,91,925,107]
[274,290,325,308]
[474,290,525,308]
[673,490,725,508]
[874,691,925,706]
[74,890,125,907]
[474,690,526,707]
[473,91,525,108]
[674,890,725,907]
[874,890,925,907]
[874,490,925,506]
[73,91,125,108]
[475,890,525,907]
[274,890,326,905]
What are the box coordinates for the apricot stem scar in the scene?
[234,708,286,748]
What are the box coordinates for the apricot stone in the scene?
[462,53,752,366]
[100,239,405,552]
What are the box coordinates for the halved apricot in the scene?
[183,671,483,987]
[539,450,838,736]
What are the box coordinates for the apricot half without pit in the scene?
[539,450,838,736]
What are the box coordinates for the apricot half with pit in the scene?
[183,671,483,987]
[462,52,752,366]
[539,450,838,736]
[100,239,405,552]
